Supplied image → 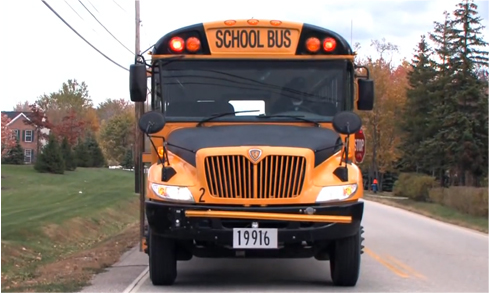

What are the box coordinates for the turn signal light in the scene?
[186,37,201,52]
[323,37,336,52]
[157,146,164,158]
[306,37,321,53]
[169,37,185,52]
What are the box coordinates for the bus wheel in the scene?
[329,226,363,286]
[149,228,177,286]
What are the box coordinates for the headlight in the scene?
[316,184,358,203]
[151,183,195,202]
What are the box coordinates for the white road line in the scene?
[122,267,149,293]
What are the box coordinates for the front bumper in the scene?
[146,200,364,245]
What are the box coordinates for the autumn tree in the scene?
[34,79,98,138]
[96,98,133,122]
[53,109,86,146]
[34,133,65,174]
[98,111,135,164]
[13,100,31,112]
[1,114,16,158]
[36,79,93,123]
[355,38,408,190]
[23,103,53,157]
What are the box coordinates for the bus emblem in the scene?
[248,149,262,162]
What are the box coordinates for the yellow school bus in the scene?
[129,19,374,287]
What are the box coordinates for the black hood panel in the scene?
[166,125,341,167]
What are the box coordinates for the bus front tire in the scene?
[329,226,363,286]
[149,229,177,286]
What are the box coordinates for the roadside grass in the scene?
[1,165,140,292]
[364,192,488,233]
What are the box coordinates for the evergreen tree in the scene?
[2,141,24,165]
[120,148,134,169]
[448,0,489,185]
[61,136,77,171]
[74,139,91,167]
[34,133,65,174]
[85,134,106,168]
[398,35,437,172]
[422,11,458,183]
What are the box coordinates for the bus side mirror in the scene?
[357,79,374,111]
[129,63,148,102]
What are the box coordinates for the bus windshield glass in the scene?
[154,59,349,122]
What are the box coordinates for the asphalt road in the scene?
[81,200,488,292]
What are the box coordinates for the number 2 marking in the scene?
[199,188,205,202]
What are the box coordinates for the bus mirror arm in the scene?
[138,111,176,182]
[331,111,362,182]
[354,64,370,79]
[146,134,177,182]
[333,125,350,182]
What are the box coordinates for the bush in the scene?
[482,177,488,187]
[429,187,488,218]
[61,136,77,171]
[74,134,106,168]
[120,148,134,169]
[2,141,24,165]
[34,134,65,174]
[393,172,437,201]
[85,135,106,168]
[74,140,91,167]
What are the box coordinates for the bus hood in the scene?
[166,124,342,167]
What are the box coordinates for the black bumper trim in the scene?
[146,200,364,244]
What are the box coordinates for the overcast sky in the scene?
[1,0,488,111]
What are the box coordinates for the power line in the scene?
[86,0,99,13]
[112,0,127,13]
[64,0,84,20]
[41,0,129,72]
[64,0,98,34]
[77,0,134,55]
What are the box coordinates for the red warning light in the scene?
[323,37,337,52]
[169,37,185,52]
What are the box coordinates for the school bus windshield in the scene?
[152,59,353,122]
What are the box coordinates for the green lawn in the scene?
[1,165,140,291]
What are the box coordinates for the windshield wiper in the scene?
[196,110,261,127]
[257,114,321,127]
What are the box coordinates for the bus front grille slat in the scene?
[204,155,306,199]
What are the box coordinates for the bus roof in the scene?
[152,20,353,57]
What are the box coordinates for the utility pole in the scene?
[134,0,146,252]
[134,0,143,193]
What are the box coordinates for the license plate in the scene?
[232,228,278,249]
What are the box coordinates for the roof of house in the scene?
[1,111,33,125]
